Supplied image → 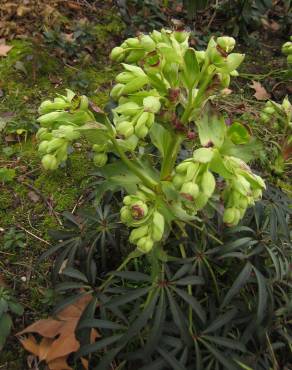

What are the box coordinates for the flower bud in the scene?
[37,111,65,126]
[79,95,89,110]
[263,106,275,114]
[110,47,125,61]
[42,154,58,170]
[125,38,140,48]
[173,31,189,44]
[125,50,145,63]
[116,121,134,138]
[36,127,48,140]
[110,84,124,100]
[116,72,134,84]
[120,206,132,223]
[217,36,236,53]
[230,70,239,77]
[151,211,164,242]
[115,102,141,116]
[134,124,148,139]
[137,237,154,253]
[172,174,185,189]
[93,144,107,153]
[200,171,216,197]
[282,41,292,56]
[38,140,49,154]
[143,96,161,113]
[140,35,156,51]
[47,138,66,153]
[93,153,108,167]
[223,207,236,224]
[181,182,199,199]
[195,51,206,64]
[129,225,149,244]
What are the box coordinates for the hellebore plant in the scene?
[35,29,265,254]
[261,95,292,174]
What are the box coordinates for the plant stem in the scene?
[160,134,183,180]
[110,135,158,190]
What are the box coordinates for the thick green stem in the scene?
[110,135,158,190]
[160,134,183,180]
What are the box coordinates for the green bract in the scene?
[36,30,265,254]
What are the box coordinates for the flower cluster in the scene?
[35,30,265,254]
[282,36,292,66]
[36,90,93,170]
[120,189,165,252]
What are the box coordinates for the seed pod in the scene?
[217,36,236,53]
[129,225,149,244]
[223,208,236,224]
[151,211,164,242]
[200,171,216,197]
[42,154,58,170]
[93,153,108,167]
[110,47,125,61]
[185,162,199,181]
[181,182,199,199]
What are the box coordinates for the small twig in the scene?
[17,225,52,246]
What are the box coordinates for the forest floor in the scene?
[0,0,290,369]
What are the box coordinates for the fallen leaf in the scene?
[250,80,271,101]
[17,295,98,370]
[28,191,40,203]
[0,42,13,57]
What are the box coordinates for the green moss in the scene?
[0,189,13,210]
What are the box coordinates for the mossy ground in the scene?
[0,4,125,368]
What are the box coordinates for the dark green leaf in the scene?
[157,347,187,370]
[174,276,205,286]
[172,286,206,324]
[105,286,150,308]
[204,308,237,334]
[253,267,268,323]
[221,262,252,308]
[62,267,88,283]
[76,334,123,358]
[203,335,246,352]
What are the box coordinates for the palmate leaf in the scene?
[203,308,238,334]
[166,288,193,346]
[171,286,206,324]
[174,275,205,286]
[143,290,166,357]
[253,267,268,323]
[221,262,252,308]
[104,286,151,308]
[122,290,159,341]
[157,347,187,370]
[199,339,241,370]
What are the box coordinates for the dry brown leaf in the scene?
[17,295,97,370]
[250,80,271,101]
[19,335,40,357]
[0,42,13,57]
